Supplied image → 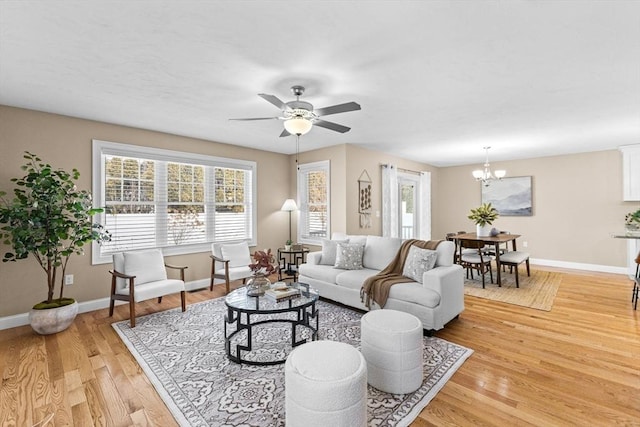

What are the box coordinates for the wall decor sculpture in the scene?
[358,170,372,228]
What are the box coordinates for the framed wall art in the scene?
[481,176,532,216]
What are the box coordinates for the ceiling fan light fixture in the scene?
[284,117,312,135]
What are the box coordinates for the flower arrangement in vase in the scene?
[246,249,278,296]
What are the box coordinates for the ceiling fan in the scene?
[230,85,361,137]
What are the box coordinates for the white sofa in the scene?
[298,234,464,334]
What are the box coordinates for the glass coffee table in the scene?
[224,282,319,365]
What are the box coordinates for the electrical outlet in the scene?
[522,241,528,248]
[65,274,74,285]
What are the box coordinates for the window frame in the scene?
[92,139,257,264]
[297,160,331,246]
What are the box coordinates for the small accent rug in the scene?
[464,268,562,311]
[112,297,473,426]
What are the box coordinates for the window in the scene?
[297,161,330,245]
[382,165,431,240]
[92,140,256,264]
[399,175,418,238]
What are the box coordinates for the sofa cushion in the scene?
[363,235,403,270]
[334,243,365,270]
[435,241,455,267]
[388,282,441,308]
[298,263,345,284]
[402,246,437,283]
[344,234,367,246]
[320,238,349,265]
[335,268,380,291]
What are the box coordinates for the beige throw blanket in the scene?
[360,239,443,309]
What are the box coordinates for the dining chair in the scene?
[110,249,187,327]
[210,241,254,293]
[447,231,475,264]
[459,239,494,288]
[498,250,530,288]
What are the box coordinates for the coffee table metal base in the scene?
[224,301,319,365]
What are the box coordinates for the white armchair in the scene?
[210,241,254,293]
[109,249,187,327]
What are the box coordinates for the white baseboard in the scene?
[530,258,628,275]
[0,278,220,331]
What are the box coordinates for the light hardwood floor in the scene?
[1,266,638,426]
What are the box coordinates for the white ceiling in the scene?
[1,1,639,167]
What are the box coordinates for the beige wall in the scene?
[344,145,438,236]
[436,150,633,267]
[0,106,291,317]
[1,105,633,318]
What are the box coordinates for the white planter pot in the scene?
[476,224,492,237]
[29,300,78,335]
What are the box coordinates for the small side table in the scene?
[278,247,309,282]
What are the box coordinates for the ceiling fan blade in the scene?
[279,129,291,138]
[258,93,292,111]
[229,117,280,121]
[314,102,361,117]
[314,119,351,133]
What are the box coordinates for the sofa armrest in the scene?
[422,264,464,301]
[305,251,322,265]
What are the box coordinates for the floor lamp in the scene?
[281,198,298,244]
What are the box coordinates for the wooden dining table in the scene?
[454,232,521,286]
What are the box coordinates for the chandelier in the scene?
[472,147,506,186]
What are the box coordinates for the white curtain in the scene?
[382,164,398,238]
[418,171,431,240]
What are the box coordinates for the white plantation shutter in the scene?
[92,140,257,264]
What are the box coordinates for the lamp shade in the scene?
[281,198,298,211]
[472,170,484,179]
[284,118,312,135]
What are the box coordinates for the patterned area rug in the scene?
[464,268,562,311]
[113,297,473,426]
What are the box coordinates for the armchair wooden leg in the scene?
[525,259,530,276]
[129,299,136,328]
[109,296,115,317]
[158,296,163,303]
[181,290,186,312]
[225,277,230,294]
[210,276,215,291]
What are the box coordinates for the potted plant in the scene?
[284,239,293,251]
[468,203,499,237]
[0,152,110,334]
[246,249,278,296]
[625,208,640,232]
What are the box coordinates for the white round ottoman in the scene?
[361,309,424,394]
[285,340,367,427]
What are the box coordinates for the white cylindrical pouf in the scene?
[285,340,367,427]
[361,309,424,394]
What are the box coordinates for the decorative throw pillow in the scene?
[334,243,365,270]
[402,245,438,283]
[320,238,349,265]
